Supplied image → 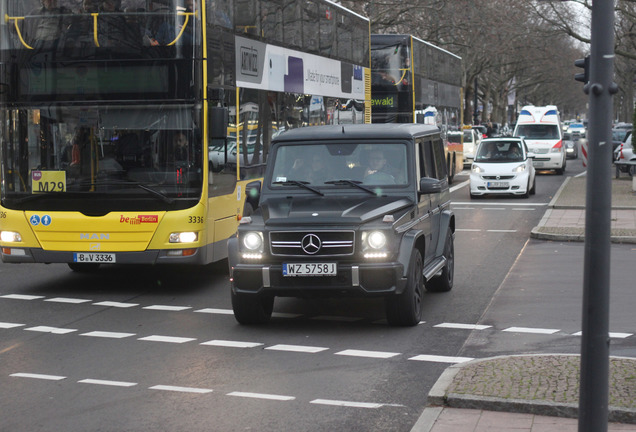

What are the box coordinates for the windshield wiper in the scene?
[324,179,381,196]
[78,180,175,204]
[272,180,324,196]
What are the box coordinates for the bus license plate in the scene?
[73,253,116,263]
[283,263,336,276]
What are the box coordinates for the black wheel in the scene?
[231,291,274,325]
[521,180,530,198]
[68,263,100,272]
[530,176,536,195]
[385,248,424,327]
[427,230,454,293]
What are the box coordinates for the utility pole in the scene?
[577,0,617,431]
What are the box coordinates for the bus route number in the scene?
[37,181,65,192]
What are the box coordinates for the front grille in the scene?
[270,231,355,257]
[482,175,514,180]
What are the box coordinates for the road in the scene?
[1,157,634,431]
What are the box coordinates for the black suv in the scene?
[228,124,455,326]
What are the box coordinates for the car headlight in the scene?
[513,164,526,173]
[472,164,484,173]
[242,231,264,252]
[366,231,387,249]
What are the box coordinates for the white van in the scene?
[513,105,566,174]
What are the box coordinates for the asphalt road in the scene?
[3,157,633,432]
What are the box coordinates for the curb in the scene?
[413,354,636,431]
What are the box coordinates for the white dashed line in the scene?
[310,399,384,409]
[503,327,560,335]
[434,323,492,330]
[0,322,25,329]
[408,355,474,364]
[227,391,295,401]
[138,335,196,344]
[194,308,234,315]
[201,340,263,348]
[25,326,76,334]
[266,344,329,353]
[335,349,400,359]
[572,331,633,339]
[456,229,482,232]
[512,208,536,211]
[487,229,517,233]
[150,385,213,394]
[79,379,137,387]
[80,331,136,339]
[45,297,92,304]
[10,373,66,380]
[1,294,45,300]
[93,301,139,308]
[142,305,192,311]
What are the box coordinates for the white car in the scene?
[614,133,636,176]
[470,137,536,198]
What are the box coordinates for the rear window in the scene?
[515,124,560,140]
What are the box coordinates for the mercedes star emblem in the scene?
[301,233,322,255]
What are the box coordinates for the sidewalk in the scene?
[413,174,636,431]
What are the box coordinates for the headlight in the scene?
[242,231,264,252]
[169,232,198,243]
[0,231,22,243]
[367,231,387,249]
[472,164,484,173]
[513,164,526,173]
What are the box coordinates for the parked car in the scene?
[563,133,578,159]
[614,132,636,176]
[470,137,536,198]
[209,140,262,171]
[472,125,488,139]
[228,123,456,326]
[612,127,631,152]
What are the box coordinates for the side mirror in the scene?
[527,152,536,159]
[420,177,442,194]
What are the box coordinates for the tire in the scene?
[385,248,424,326]
[427,230,454,293]
[530,176,536,195]
[68,263,100,272]
[231,291,274,325]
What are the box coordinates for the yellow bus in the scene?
[370,34,464,181]
[0,0,370,270]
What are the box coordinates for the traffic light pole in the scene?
[578,1,616,431]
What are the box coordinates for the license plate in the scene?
[487,181,509,188]
[73,252,116,263]
[283,263,336,276]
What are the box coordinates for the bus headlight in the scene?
[169,232,198,243]
[242,231,264,252]
[0,231,22,243]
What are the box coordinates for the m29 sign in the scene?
[32,171,66,193]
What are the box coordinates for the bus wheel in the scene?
[68,263,100,272]
[231,291,274,325]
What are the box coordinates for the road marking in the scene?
[194,308,234,315]
[452,202,548,206]
[11,373,66,380]
[456,229,482,232]
[482,208,506,211]
[512,208,536,211]
[150,385,213,394]
[408,354,474,364]
[227,392,295,401]
[79,379,137,387]
[142,305,192,311]
[201,340,263,348]
[45,297,92,304]
[310,399,384,409]
[503,327,560,335]
[266,344,329,353]
[487,229,518,233]
[434,323,492,330]
[25,326,76,334]
[80,331,136,339]
[311,315,364,322]
[449,180,469,193]
[335,349,400,359]
[452,207,475,210]
[1,294,45,300]
[93,301,139,308]
[0,322,25,329]
[572,331,633,339]
[138,335,196,344]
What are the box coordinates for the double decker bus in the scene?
[370,34,463,180]
[0,0,370,270]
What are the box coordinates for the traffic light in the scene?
[574,55,590,84]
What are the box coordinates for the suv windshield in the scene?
[475,141,524,163]
[270,143,408,187]
[516,124,560,140]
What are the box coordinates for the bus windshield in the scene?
[1,105,203,212]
